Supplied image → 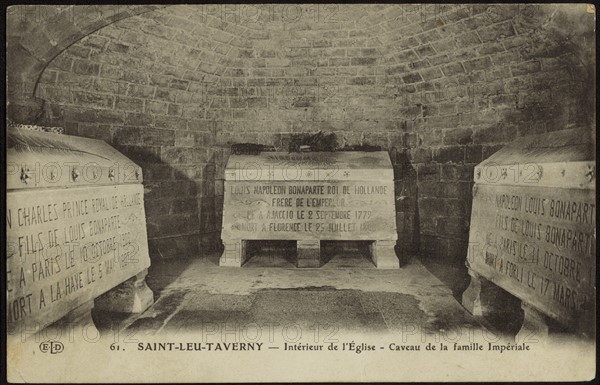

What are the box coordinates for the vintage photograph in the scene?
[5,3,596,382]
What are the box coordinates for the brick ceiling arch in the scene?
[7,5,167,121]
[7,4,415,102]
[6,5,386,89]
[9,4,593,127]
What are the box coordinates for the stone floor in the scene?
[93,248,523,343]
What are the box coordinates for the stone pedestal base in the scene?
[219,240,247,267]
[297,240,321,268]
[370,240,400,269]
[461,268,506,317]
[463,270,566,343]
[515,302,558,344]
[462,269,487,316]
[95,269,154,314]
[217,238,402,269]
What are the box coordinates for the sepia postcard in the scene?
[4,3,596,382]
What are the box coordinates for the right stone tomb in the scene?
[462,128,596,340]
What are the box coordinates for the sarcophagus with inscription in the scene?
[220,151,399,268]
[462,129,595,338]
[6,127,153,337]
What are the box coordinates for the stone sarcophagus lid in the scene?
[6,127,153,337]
[220,151,399,268]
[462,128,596,339]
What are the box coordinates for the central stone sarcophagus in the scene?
[220,151,399,268]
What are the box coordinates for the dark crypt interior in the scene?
[6,4,595,343]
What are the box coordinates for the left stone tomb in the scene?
[6,126,153,340]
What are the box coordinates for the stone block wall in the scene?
[14,4,593,262]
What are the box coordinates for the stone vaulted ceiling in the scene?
[8,4,592,123]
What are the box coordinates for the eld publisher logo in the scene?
[39,341,64,354]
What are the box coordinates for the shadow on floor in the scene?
[92,254,499,342]
[93,252,526,342]
[146,257,198,295]
[92,257,196,333]
[419,257,471,302]
[420,256,524,336]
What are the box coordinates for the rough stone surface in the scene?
[94,254,492,340]
[7,4,595,263]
